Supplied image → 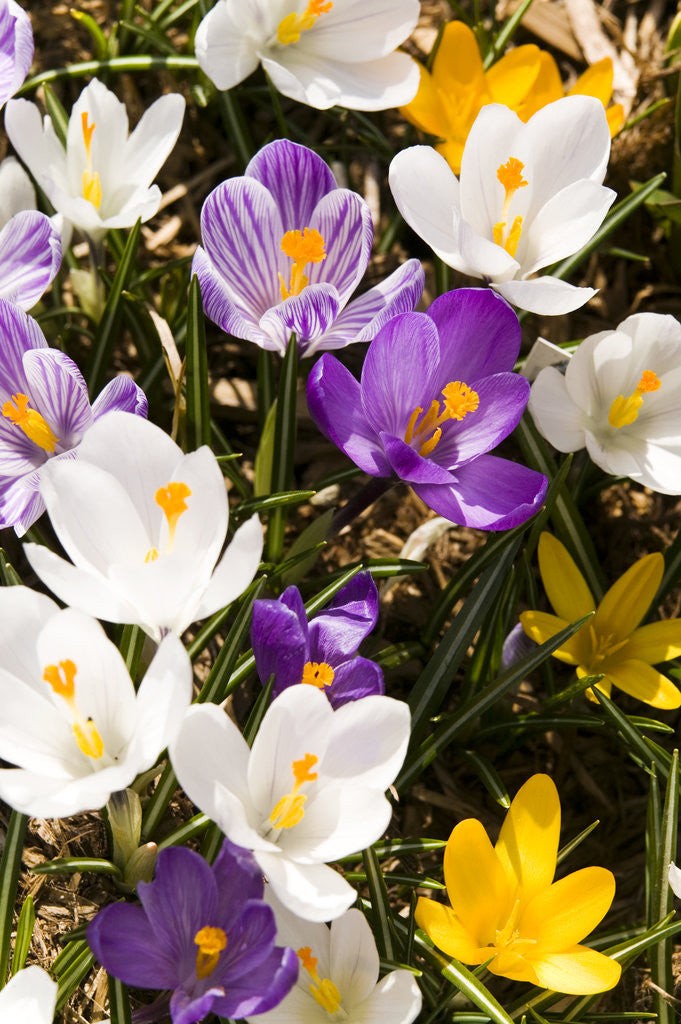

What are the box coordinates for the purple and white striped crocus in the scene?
[251,572,383,708]
[193,139,424,357]
[0,299,147,534]
[0,0,32,108]
[307,287,548,530]
[88,840,299,1024]
[0,209,61,310]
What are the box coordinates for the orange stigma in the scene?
[1,393,59,453]
[278,227,327,300]
[269,753,319,830]
[493,156,528,257]
[81,111,102,208]
[404,381,479,458]
[297,944,342,1014]
[155,481,192,552]
[194,926,227,980]
[302,662,335,688]
[608,370,662,429]
[43,659,104,759]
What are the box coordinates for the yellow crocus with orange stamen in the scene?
[520,532,681,709]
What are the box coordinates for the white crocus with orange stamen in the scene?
[5,78,185,241]
[169,684,411,921]
[389,96,616,316]
[23,412,264,642]
[529,312,681,494]
[0,586,191,818]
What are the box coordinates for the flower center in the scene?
[278,227,327,300]
[608,370,661,429]
[1,393,59,453]
[269,753,318,830]
[297,946,343,1016]
[486,898,536,959]
[149,481,192,559]
[194,926,227,980]
[81,111,102,209]
[277,0,333,45]
[492,157,528,258]
[302,661,335,688]
[585,623,629,669]
[404,381,479,457]
[43,659,104,759]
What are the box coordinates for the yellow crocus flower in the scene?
[400,22,624,174]
[416,774,621,994]
[520,533,681,709]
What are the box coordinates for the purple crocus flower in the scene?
[0,0,32,108]
[251,572,383,708]
[0,210,62,310]
[193,139,424,357]
[0,298,147,534]
[307,288,548,530]
[87,840,299,1024]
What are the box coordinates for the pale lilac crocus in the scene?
[0,0,32,108]
[193,138,424,357]
[251,572,383,707]
[307,288,548,529]
[0,299,147,534]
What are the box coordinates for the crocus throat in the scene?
[302,661,335,688]
[1,393,59,453]
[493,157,528,258]
[43,659,104,759]
[81,111,102,209]
[608,370,661,428]
[279,227,327,300]
[269,752,318,830]
[153,481,192,554]
[486,897,537,963]
[404,381,479,457]
[277,0,333,45]
[297,946,343,1016]
[194,926,227,980]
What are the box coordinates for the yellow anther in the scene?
[494,157,528,256]
[418,428,441,458]
[81,111,102,209]
[404,407,422,445]
[297,945,342,1015]
[72,719,104,759]
[608,369,661,429]
[277,0,333,45]
[43,660,77,699]
[269,753,319,830]
[404,381,479,458]
[44,660,104,759]
[302,661,335,688]
[2,393,59,453]
[145,548,159,563]
[278,227,327,300]
[194,926,227,980]
[442,381,480,421]
[155,481,192,552]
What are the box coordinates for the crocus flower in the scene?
[389,96,616,315]
[193,139,424,357]
[251,572,383,707]
[195,0,419,111]
[307,289,547,529]
[88,840,299,1024]
[400,22,623,174]
[170,685,410,921]
[0,210,61,310]
[5,78,185,241]
[0,299,146,535]
[0,965,57,1022]
[669,862,681,898]
[0,586,192,817]
[520,532,681,709]
[248,896,422,1024]
[528,312,681,494]
[24,411,263,642]
[416,774,621,994]
[0,0,33,108]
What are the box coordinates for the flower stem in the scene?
[329,476,394,536]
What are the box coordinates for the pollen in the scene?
[269,753,319,830]
[194,926,227,980]
[44,659,105,759]
[442,381,480,421]
[608,369,661,429]
[297,945,342,1014]
[404,381,479,458]
[277,0,333,45]
[2,393,59,453]
[493,157,528,256]
[302,661,335,688]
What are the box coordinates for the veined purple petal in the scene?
[308,189,372,305]
[0,1,33,106]
[0,297,47,395]
[432,372,530,469]
[92,374,147,418]
[246,139,337,231]
[0,211,61,310]
[251,598,308,697]
[261,284,341,352]
[22,349,93,449]
[215,944,299,1019]
[307,354,390,477]
[0,470,43,532]
[0,414,44,473]
[326,656,384,708]
[221,901,277,980]
[212,838,265,932]
[170,985,225,1024]
[427,288,522,383]
[381,431,454,485]
[309,571,379,659]
[87,903,179,989]
[192,246,279,352]
[280,585,308,634]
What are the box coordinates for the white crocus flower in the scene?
[528,312,681,494]
[169,685,410,921]
[669,862,681,898]
[24,412,263,642]
[0,965,57,1024]
[0,586,192,818]
[248,897,422,1024]
[5,78,185,241]
[195,0,419,111]
[0,155,70,248]
[389,96,616,316]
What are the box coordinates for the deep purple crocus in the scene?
[307,287,548,530]
[0,210,62,310]
[0,0,33,109]
[88,840,298,1024]
[0,298,147,534]
[193,138,424,357]
[251,572,384,708]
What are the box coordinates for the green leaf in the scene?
[556,819,600,866]
[462,751,511,808]
[157,813,211,851]
[184,275,211,451]
[11,897,34,975]
[0,812,26,986]
[362,847,395,960]
[0,549,21,587]
[234,490,315,521]
[197,576,268,705]
[594,689,671,779]
[266,334,298,562]
[42,83,69,145]
[254,397,278,497]
[70,8,109,59]
[280,508,334,586]
[117,623,146,682]
[650,749,679,1024]
[31,857,122,878]
[243,677,274,746]
[54,940,95,1011]
[108,975,132,1024]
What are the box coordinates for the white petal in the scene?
[4,99,67,193]
[351,970,422,1024]
[128,633,193,766]
[256,851,356,922]
[194,513,263,619]
[323,695,410,790]
[670,862,681,899]
[305,0,419,60]
[124,94,185,186]
[389,147,466,270]
[0,966,57,1023]
[0,156,36,227]
[329,909,379,1007]
[492,276,597,315]
[522,180,615,276]
[195,0,260,91]
[528,367,586,452]
[0,584,58,683]
[23,542,138,624]
[459,104,525,237]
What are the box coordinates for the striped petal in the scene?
[307,189,372,306]
[246,139,336,231]
[0,211,61,310]
[22,349,92,447]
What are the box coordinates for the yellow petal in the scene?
[594,553,663,644]
[531,946,622,994]
[626,619,681,664]
[603,658,681,709]
[443,819,513,943]
[435,138,465,175]
[432,21,486,100]
[488,949,540,984]
[415,897,491,964]
[519,610,589,665]
[537,533,595,622]
[487,44,543,108]
[520,866,615,952]
[515,51,563,120]
[569,57,614,105]
[400,61,447,137]
[495,774,560,902]
[580,667,612,703]
[606,102,625,137]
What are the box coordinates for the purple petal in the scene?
[306,354,390,477]
[212,839,264,931]
[414,454,548,529]
[214,945,299,1019]
[221,901,277,980]
[170,986,224,1024]
[0,1,33,106]
[0,211,61,310]
[0,297,47,395]
[0,470,44,532]
[327,656,384,708]
[309,571,379,660]
[251,598,308,697]
[433,372,530,468]
[192,247,276,351]
[245,140,336,230]
[91,375,148,418]
[87,903,178,989]
[381,432,454,484]
[308,189,372,305]
[280,584,308,633]
[0,413,45,474]
[22,349,92,448]
[7,2,33,98]
[260,284,341,351]
[360,312,440,436]
[501,621,536,671]
[427,288,521,384]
